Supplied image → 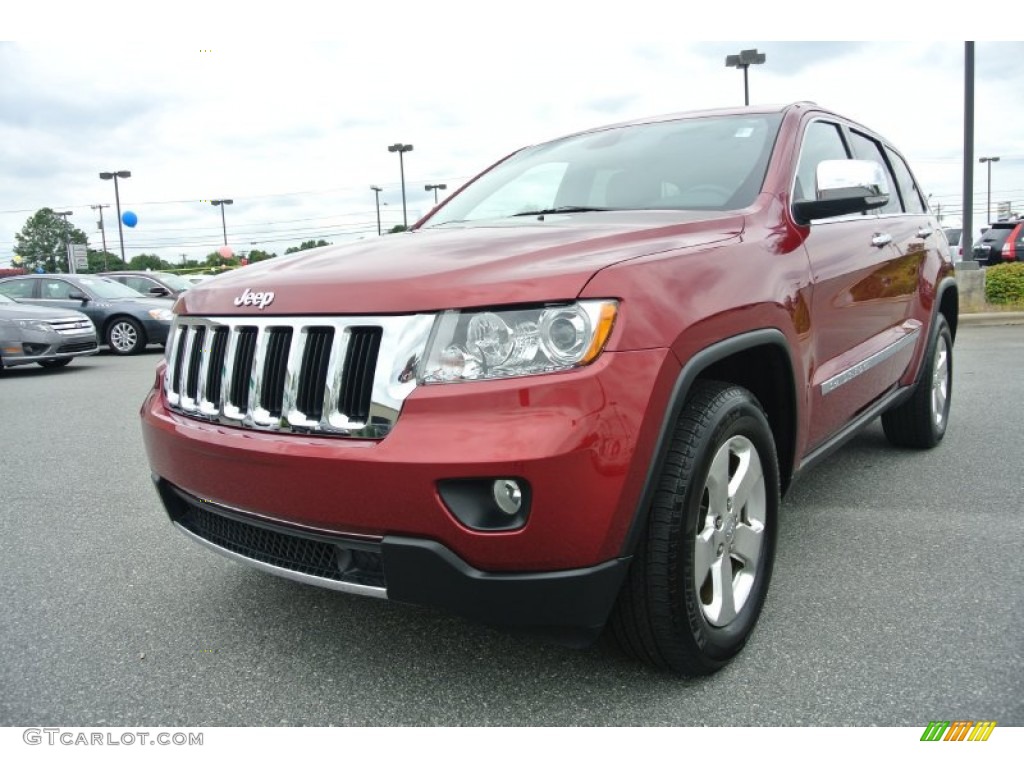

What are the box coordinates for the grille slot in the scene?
[56,341,98,353]
[297,327,334,420]
[185,326,206,401]
[339,327,382,422]
[229,327,258,410]
[259,328,292,417]
[204,327,229,406]
[171,327,189,396]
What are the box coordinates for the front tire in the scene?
[106,317,146,355]
[610,381,780,676]
[882,314,952,449]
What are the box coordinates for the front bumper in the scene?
[0,330,98,366]
[156,480,630,644]
[142,346,678,572]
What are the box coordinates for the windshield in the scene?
[423,114,783,227]
[77,276,148,300]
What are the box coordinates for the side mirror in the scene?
[793,159,890,225]
[148,286,171,297]
[68,290,88,302]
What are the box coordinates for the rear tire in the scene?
[609,381,780,676]
[882,315,952,449]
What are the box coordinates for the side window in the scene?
[886,148,927,214]
[40,278,75,299]
[794,121,850,203]
[0,279,34,298]
[125,277,152,294]
[848,131,901,214]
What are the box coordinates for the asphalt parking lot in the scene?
[1,324,1022,726]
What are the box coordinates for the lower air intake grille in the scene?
[174,500,385,588]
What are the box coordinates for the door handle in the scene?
[916,227,933,238]
[871,233,893,248]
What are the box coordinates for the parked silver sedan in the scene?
[0,293,99,370]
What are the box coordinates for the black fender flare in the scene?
[619,328,798,558]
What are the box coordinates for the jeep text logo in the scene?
[233,288,275,310]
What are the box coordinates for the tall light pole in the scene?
[99,170,131,262]
[725,48,766,106]
[425,183,447,204]
[979,156,1000,225]
[210,199,234,245]
[90,204,110,270]
[370,185,384,235]
[388,143,413,228]
[53,210,73,273]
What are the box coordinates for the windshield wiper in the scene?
[512,206,612,217]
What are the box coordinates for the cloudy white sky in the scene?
[3,7,1022,268]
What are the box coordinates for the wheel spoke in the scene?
[706,442,731,517]
[694,530,717,586]
[710,555,737,625]
[731,522,763,567]
[729,440,763,515]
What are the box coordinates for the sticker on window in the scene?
[735,127,755,138]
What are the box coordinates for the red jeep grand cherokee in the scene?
[141,102,957,675]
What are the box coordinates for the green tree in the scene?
[247,249,277,263]
[388,225,408,234]
[87,249,126,273]
[128,253,171,271]
[284,239,331,254]
[14,208,89,273]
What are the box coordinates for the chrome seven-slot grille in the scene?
[164,316,390,437]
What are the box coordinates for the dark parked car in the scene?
[0,293,98,370]
[142,102,956,675]
[972,219,1024,266]
[100,270,193,298]
[0,274,173,355]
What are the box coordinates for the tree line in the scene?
[9,209,333,274]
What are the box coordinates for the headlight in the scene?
[15,319,52,332]
[419,300,617,384]
[148,308,174,322]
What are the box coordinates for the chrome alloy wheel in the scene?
[931,334,950,429]
[110,320,139,353]
[694,435,767,627]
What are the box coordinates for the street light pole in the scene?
[979,156,1000,225]
[725,48,766,106]
[90,204,110,271]
[53,210,73,273]
[370,186,384,235]
[211,199,234,245]
[425,183,447,204]
[99,170,131,262]
[388,143,413,228]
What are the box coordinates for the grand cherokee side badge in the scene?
[233,288,275,309]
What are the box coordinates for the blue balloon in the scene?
[122,210,138,228]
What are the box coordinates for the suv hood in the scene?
[179,211,742,316]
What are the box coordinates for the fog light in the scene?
[492,479,523,516]
[437,477,532,531]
